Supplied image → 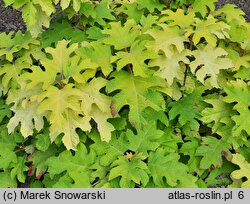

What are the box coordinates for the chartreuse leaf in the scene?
[192,0,217,17]
[106,70,165,129]
[111,40,157,77]
[0,58,30,92]
[190,44,233,87]
[8,101,45,137]
[160,9,195,28]
[109,153,149,187]
[148,148,197,187]
[0,31,39,61]
[137,0,164,12]
[224,80,250,136]
[185,15,230,47]
[77,77,115,142]
[76,41,113,76]
[46,143,96,187]
[37,84,91,150]
[230,154,250,188]
[102,19,140,50]
[201,97,235,132]
[149,48,191,85]
[146,25,186,58]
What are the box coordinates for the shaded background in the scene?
[0,0,250,33]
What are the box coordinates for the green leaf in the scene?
[11,156,28,183]
[106,70,165,129]
[148,148,197,187]
[46,143,96,187]
[0,172,17,188]
[30,144,58,177]
[102,19,140,50]
[109,153,149,187]
[192,0,217,17]
[123,122,164,154]
[196,136,231,169]
[168,88,203,129]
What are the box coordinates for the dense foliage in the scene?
[0,0,250,188]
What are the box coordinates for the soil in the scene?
[0,0,249,33]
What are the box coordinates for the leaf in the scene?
[168,88,203,129]
[41,20,87,47]
[223,80,250,135]
[102,19,140,50]
[148,148,197,187]
[201,98,235,132]
[146,25,186,58]
[190,44,233,87]
[76,41,113,76]
[33,0,55,16]
[149,48,191,85]
[0,58,29,91]
[0,126,17,170]
[192,0,217,17]
[0,98,12,123]
[160,9,195,28]
[185,16,230,47]
[109,153,149,187]
[137,0,164,12]
[111,40,157,77]
[91,0,116,26]
[37,84,91,150]
[30,145,58,177]
[230,154,250,187]
[0,172,17,188]
[10,156,28,183]
[46,143,96,187]
[106,70,165,129]
[196,136,231,169]
[8,101,44,137]
[123,122,164,154]
[77,77,114,142]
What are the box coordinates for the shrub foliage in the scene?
[0,0,250,188]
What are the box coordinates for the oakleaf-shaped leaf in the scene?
[106,71,165,129]
[8,102,44,137]
[190,45,233,87]
[146,25,186,58]
[46,143,96,187]
[230,154,250,188]
[112,40,157,77]
[160,9,195,28]
[185,16,230,47]
[102,19,140,50]
[109,153,149,187]
[196,136,231,169]
[37,84,91,149]
[148,148,197,187]
[149,48,191,85]
[192,0,217,17]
